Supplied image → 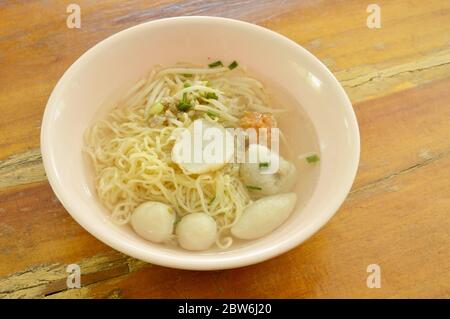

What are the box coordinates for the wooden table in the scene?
[0,0,449,299]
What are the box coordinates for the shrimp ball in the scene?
[240,144,297,197]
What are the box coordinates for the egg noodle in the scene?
[84,63,282,248]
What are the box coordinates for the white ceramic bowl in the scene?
[41,16,359,270]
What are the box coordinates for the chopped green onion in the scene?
[182,73,192,77]
[177,92,192,111]
[228,60,238,70]
[259,162,269,168]
[208,60,223,68]
[177,102,191,111]
[246,185,262,191]
[306,154,320,163]
[183,82,191,88]
[147,102,164,115]
[206,111,218,118]
[204,92,218,100]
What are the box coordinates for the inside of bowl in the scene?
[43,17,359,268]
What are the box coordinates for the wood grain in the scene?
[0,0,449,298]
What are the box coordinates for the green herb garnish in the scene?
[204,92,218,100]
[206,111,218,118]
[178,103,191,112]
[259,162,269,168]
[228,60,238,70]
[246,185,262,191]
[306,154,320,163]
[208,60,223,68]
[183,82,191,88]
[177,92,192,111]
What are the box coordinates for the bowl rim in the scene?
[41,16,360,270]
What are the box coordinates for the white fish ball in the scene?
[176,213,217,251]
[131,201,175,243]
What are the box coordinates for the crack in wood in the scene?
[337,48,450,89]
[0,252,149,298]
[349,149,450,197]
[342,61,450,89]
[0,149,45,190]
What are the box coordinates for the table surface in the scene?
[0,0,449,299]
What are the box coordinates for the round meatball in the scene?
[176,213,217,251]
[131,201,175,243]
